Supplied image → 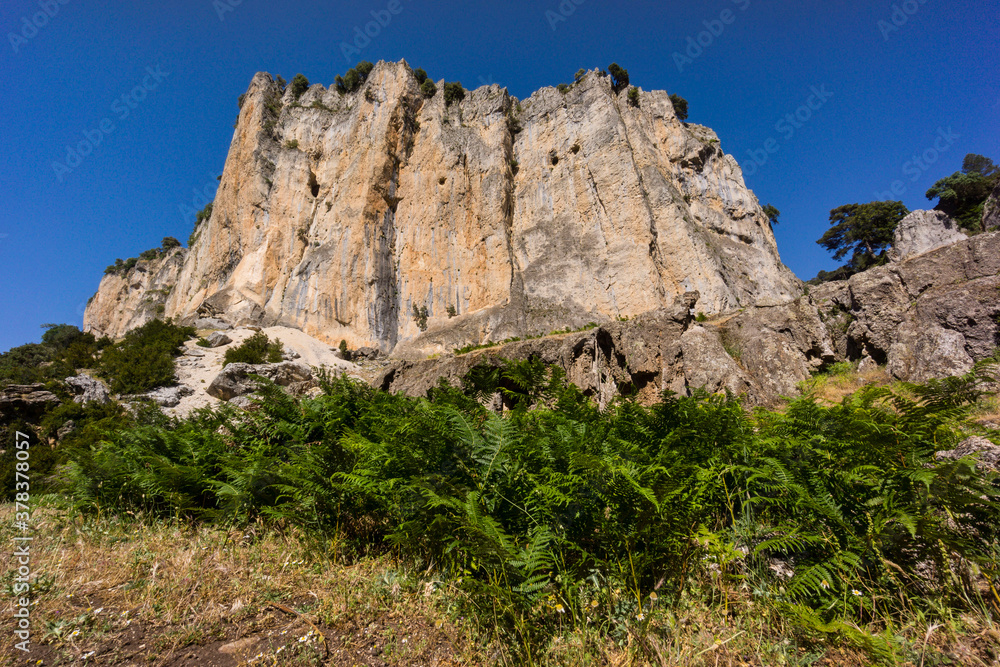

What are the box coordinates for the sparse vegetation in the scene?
[338,338,350,361]
[284,138,299,149]
[608,62,629,92]
[446,305,457,318]
[926,153,1000,232]
[628,86,640,107]
[762,203,780,225]
[412,304,429,331]
[334,61,373,94]
[419,78,437,98]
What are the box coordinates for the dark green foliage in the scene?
[627,86,639,107]
[557,83,570,94]
[59,358,1000,657]
[413,68,428,84]
[335,62,372,94]
[195,202,213,226]
[419,79,437,98]
[275,75,286,90]
[669,93,688,121]
[290,73,309,100]
[1,325,106,385]
[443,82,465,106]
[807,265,855,285]
[196,337,211,348]
[762,204,780,225]
[412,304,429,331]
[139,248,160,261]
[574,68,586,83]
[237,93,246,109]
[161,236,181,250]
[223,331,283,366]
[926,153,1000,232]
[99,319,196,395]
[817,201,909,273]
[104,256,139,275]
[338,339,350,361]
[446,305,457,318]
[608,62,629,92]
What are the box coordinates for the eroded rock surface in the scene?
[85,61,799,356]
[207,361,315,401]
[890,210,966,262]
[65,375,110,405]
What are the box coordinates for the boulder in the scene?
[205,331,232,348]
[143,385,195,408]
[890,210,966,262]
[353,346,382,361]
[207,361,314,401]
[935,436,1000,473]
[194,318,231,330]
[65,374,111,405]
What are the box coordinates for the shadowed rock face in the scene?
[84,61,799,354]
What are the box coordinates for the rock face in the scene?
[0,384,59,417]
[84,61,799,354]
[812,229,1000,382]
[84,248,186,339]
[890,210,966,262]
[984,180,1000,231]
[205,332,232,348]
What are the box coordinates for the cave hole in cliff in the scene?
[308,169,320,197]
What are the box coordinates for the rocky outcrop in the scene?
[376,292,832,407]
[0,384,59,418]
[205,332,232,348]
[935,436,1000,473]
[890,210,966,262]
[83,248,186,339]
[65,375,110,405]
[812,229,1000,382]
[85,61,800,355]
[207,361,315,401]
[984,180,1000,231]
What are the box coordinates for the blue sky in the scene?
[1,0,997,351]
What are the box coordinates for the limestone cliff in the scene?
[84,61,800,353]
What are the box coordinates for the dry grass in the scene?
[798,362,895,406]
[2,502,997,666]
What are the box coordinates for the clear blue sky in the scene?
[2,0,997,352]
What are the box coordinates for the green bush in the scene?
[413,67,428,84]
[627,86,639,107]
[412,304,429,331]
[99,319,195,395]
[196,337,211,348]
[443,82,465,106]
[557,83,570,94]
[608,62,629,92]
[419,79,436,98]
[669,93,688,121]
[338,339,350,361]
[223,331,283,366]
[290,73,309,100]
[161,236,181,250]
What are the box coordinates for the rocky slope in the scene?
[84,61,800,354]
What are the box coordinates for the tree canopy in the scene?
[289,73,310,100]
[925,153,999,232]
[669,93,688,121]
[762,204,780,225]
[607,63,629,92]
[816,201,909,273]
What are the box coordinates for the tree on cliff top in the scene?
[925,153,1000,232]
[608,63,629,92]
[816,201,909,274]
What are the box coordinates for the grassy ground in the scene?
[2,501,996,666]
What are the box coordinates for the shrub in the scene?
[420,79,437,98]
[413,68,428,84]
[608,62,629,92]
[290,73,309,100]
[412,304,429,331]
[338,339,350,361]
[223,331,284,366]
[627,86,639,107]
[557,83,570,94]
[669,93,689,121]
[195,202,213,226]
[446,305,457,318]
[284,139,299,149]
[99,319,196,394]
[355,61,374,79]
[139,248,160,261]
[196,337,211,348]
[443,82,465,106]
[161,236,181,250]
[574,68,586,82]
